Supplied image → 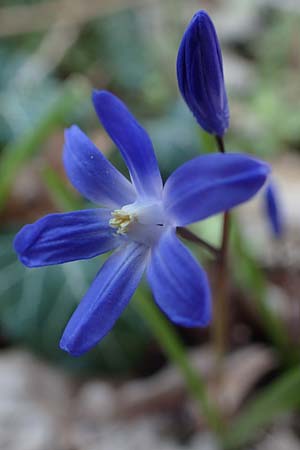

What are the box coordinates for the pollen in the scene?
[109,209,137,235]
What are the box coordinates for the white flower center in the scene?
[109,201,167,245]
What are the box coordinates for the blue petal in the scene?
[147,230,211,327]
[60,243,149,356]
[92,90,163,200]
[264,182,283,238]
[64,125,136,208]
[164,153,270,226]
[177,10,229,136]
[14,209,120,267]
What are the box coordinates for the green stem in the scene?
[135,294,225,438]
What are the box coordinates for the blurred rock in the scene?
[254,427,300,450]
[75,381,117,422]
[0,350,72,450]
[210,345,276,415]
[71,416,220,450]
[75,345,275,425]
[0,346,276,450]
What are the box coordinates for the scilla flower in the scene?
[264,181,283,238]
[177,10,229,137]
[14,91,269,356]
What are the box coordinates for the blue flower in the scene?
[14,91,269,356]
[264,181,283,238]
[177,10,229,136]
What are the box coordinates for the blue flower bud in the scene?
[264,181,283,238]
[177,10,230,137]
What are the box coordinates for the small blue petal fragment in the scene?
[177,10,229,136]
[264,182,283,238]
[147,230,211,327]
[92,90,163,200]
[14,209,120,267]
[164,153,270,226]
[64,125,136,208]
[60,243,149,356]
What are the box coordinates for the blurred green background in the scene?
[0,1,300,447]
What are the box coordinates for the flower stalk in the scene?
[177,226,220,257]
[213,136,231,362]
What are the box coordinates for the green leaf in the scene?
[224,366,300,449]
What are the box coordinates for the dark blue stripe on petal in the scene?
[148,230,211,327]
[14,209,120,267]
[163,153,270,226]
[92,90,163,200]
[64,125,136,208]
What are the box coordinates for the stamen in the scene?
[109,209,137,235]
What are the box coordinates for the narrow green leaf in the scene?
[224,366,300,449]
[232,221,297,365]
[134,292,225,439]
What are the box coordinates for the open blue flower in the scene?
[177,10,229,136]
[14,91,269,356]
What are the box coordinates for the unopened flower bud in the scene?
[177,10,229,137]
[265,181,283,238]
